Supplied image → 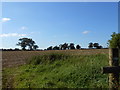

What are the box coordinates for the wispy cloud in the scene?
[21,26,27,30]
[0,33,27,37]
[82,31,90,34]
[1,18,11,22]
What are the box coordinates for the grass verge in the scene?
[3,53,109,88]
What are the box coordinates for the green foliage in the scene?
[47,46,53,50]
[76,44,81,49]
[53,46,59,50]
[17,38,39,50]
[62,43,69,50]
[108,32,120,48]
[93,43,99,48]
[88,42,102,49]
[88,42,94,49]
[3,53,109,88]
[69,43,75,49]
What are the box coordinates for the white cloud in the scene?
[0,33,27,37]
[1,18,11,22]
[21,26,27,30]
[82,31,90,34]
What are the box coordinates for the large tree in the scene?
[33,45,39,50]
[108,32,120,48]
[17,38,38,50]
[28,39,35,50]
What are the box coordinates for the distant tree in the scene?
[69,43,75,49]
[17,38,28,50]
[33,45,39,50]
[93,43,99,49]
[8,48,13,51]
[88,42,93,49]
[108,32,120,48]
[28,39,35,50]
[14,48,20,51]
[76,45,81,49]
[62,43,69,50]
[47,46,53,50]
[53,46,59,50]
[98,45,103,49]
[17,38,38,50]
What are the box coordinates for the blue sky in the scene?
[1,2,118,49]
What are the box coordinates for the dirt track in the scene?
[2,49,109,68]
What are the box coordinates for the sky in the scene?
[1,2,118,49]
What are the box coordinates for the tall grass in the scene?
[3,53,109,88]
[28,53,70,65]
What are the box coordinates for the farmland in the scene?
[2,49,108,68]
[2,49,109,88]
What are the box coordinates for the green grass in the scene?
[3,53,109,88]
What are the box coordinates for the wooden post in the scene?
[109,48,119,89]
[103,48,120,90]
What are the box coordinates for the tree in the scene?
[53,46,59,50]
[28,39,35,50]
[47,46,53,50]
[33,45,39,50]
[14,48,20,51]
[88,42,93,49]
[108,32,120,48]
[69,43,75,49]
[93,43,99,49]
[61,43,68,50]
[17,38,28,50]
[76,45,81,49]
[97,45,103,49]
[17,38,38,50]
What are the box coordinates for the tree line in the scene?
[46,42,103,50]
[46,43,80,50]
[1,32,119,51]
[15,38,103,51]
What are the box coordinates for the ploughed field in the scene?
[2,49,108,68]
[2,49,110,88]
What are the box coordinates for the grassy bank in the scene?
[3,53,109,88]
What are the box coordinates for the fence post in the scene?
[109,48,119,89]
